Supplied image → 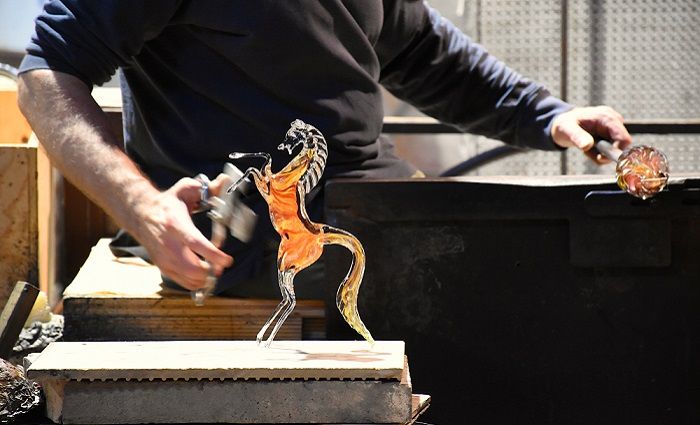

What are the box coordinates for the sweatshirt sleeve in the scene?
[376,0,573,151]
[19,0,182,87]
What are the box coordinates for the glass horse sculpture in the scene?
[228,120,374,347]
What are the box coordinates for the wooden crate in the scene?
[63,239,326,341]
[1,81,66,306]
[0,84,38,305]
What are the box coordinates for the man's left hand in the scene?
[551,106,633,164]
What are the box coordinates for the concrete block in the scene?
[28,341,415,423]
[54,378,412,424]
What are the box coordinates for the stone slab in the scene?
[28,343,415,424]
[27,340,405,381]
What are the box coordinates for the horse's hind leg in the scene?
[263,269,297,347]
[256,269,296,346]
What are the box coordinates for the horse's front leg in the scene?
[263,269,297,347]
[229,151,271,166]
[227,166,272,201]
[256,269,296,347]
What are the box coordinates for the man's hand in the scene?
[133,176,233,291]
[551,106,633,164]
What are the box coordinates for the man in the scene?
[18,1,631,294]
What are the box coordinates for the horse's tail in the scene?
[322,226,374,345]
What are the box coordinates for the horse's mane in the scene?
[282,120,328,195]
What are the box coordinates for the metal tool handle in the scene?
[595,140,623,162]
[190,164,258,306]
[192,273,216,306]
[192,173,217,306]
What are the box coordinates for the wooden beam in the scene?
[0,281,39,359]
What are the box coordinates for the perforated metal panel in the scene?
[466,0,565,175]
[391,0,700,176]
[567,0,700,118]
[566,0,700,174]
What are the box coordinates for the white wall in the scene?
[0,0,44,54]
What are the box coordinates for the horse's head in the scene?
[278,119,318,154]
[276,120,327,191]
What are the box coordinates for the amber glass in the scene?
[615,145,670,200]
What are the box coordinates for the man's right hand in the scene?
[134,177,234,291]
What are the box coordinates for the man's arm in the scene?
[18,69,232,290]
[377,1,631,158]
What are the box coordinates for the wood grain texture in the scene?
[27,340,405,381]
[0,141,38,305]
[63,239,326,341]
[36,139,62,300]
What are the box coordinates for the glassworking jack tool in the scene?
[192,163,257,305]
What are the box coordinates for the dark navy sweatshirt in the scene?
[21,0,570,188]
[20,0,572,291]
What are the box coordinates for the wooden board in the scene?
[27,340,405,381]
[63,239,326,341]
[64,239,163,298]
[36,139,62,301]
[0,140,38,305]
[0,281,39,358]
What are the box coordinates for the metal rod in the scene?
[381,116,700,135]
[594,140,622,162]
[560,0,569,174]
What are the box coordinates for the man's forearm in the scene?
[18,69,234,291]
[17,69,158,239]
